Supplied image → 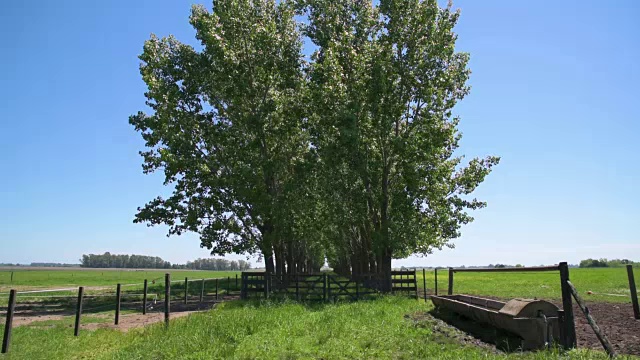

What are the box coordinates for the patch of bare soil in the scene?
[83,310,202,332]
[572,301,640,356]
[1,296,240,332]
[10,314,67,327]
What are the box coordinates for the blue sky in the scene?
[1,0,638,267]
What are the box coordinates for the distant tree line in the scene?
[30,263,79,267]
[80,252,250,270]
[579,258,638,268]
[185,258,251,271]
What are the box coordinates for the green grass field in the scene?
[1,297,633,360]
[0,269,241,291]
[1,268,638,359]
[3,267,636,304]
[417,267,638,303]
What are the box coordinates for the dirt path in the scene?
[83,310,206,332]
[3,296,239,331]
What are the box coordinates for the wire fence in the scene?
[1,274,243,354]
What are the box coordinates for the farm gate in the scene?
[241,270,418,301]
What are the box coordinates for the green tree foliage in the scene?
[80,253,171,269]
[299,0,499,285]
[79,252,250,270]
[185,258,251,271]
[131,0,499,285]
[129,0,319,274]
[579,258,637,268]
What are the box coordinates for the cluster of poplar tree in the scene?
[79,253,251,270]
[185,258,251,271]
[131,0,499,290]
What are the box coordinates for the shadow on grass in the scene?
[427,306,524,353]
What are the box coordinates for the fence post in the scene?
[215,278,219,300]
[240,274,245,299]
[567,280,615,357]
[559,262,576,349]
[74,286,84,336]
[10,272,13,283]
[413,269,418,299]
[227,276,230,295]
[164,273,170,327]
[184,277,188,305]
[115,283,121,325]
[264,274,269,299]
[142,279,148,315]
[422,268,427,302]
[627,265,640,319]
[295,275,300,301]
[435,268,438,296]
[447,268,454,295]
[2,289,16,354]
[323,273,327,302]
[356,280,360,300]
[200,279,205,303]
[235,274,238,289]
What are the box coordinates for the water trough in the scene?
[431,294,563,350]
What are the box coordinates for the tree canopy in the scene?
[131,0,499,287]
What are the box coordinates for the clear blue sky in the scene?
[1,1,638,267]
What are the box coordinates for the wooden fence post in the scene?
[184,277,188,305]
[627,265,639,319]
[447,268,454,295]
[240,274,245,299]
[235,274,238,289]
[2,289,16,354]
[323,273,327,302]
[295,275,300,301]
[9,272,13,283]
[200,279,205,303]
[142,279,148,315]
[227,276,230,295]
[435,268,438,296]
[164,273,170,327]
[559,262,576,349]
[115,283,121,325]
[74,286,84,336]
[413,269,418,299]
[356,281,360,300]
[215,278,219,300]
[264,274,270,299]
[422,268,427,302]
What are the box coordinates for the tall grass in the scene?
[1,297,630,360]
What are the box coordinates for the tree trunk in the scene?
[382,247,392,292]
[379,161,392,292]
[265,250,275,274]
[285,241,294,275]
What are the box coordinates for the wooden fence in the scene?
[241,270,418,301]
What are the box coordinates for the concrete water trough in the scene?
[431,294,562,350]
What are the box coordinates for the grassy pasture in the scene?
[0,296,630,360]
[0,268,242,308]
[1,267,636,304]
[0,268,241,290]
[417,267,638,304]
